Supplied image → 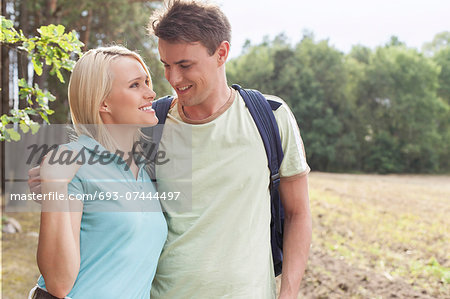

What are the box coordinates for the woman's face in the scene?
[101,56,158,126]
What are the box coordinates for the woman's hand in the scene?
[28,146,83,206]
[40,146,82,211]
[28,165,42,195]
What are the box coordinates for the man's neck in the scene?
[182,83,232,120]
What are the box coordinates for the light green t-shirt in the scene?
[151,91,309,299]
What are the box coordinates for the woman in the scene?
[29,46,167,298]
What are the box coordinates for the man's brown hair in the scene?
[149,0,231,55]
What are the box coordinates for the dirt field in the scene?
[292,172,450,298]
[2,172,449,298]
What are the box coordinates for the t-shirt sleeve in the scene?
[61,142,86,201]
[68,175,85,201]
[265,95,310,179]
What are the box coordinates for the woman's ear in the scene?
[99,100,112,124]
[99,100,109,113]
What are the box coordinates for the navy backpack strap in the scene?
[150,95,173,146]
[231,84,285,276]
[231,84,284,189]
[141,96,173,182]
[152,95,174,125]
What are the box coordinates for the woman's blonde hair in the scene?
[68,45,151,151]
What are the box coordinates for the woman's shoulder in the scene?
[39,135,96,179]
[40,144,83,184]
[62,140,84,152]
[61,135,90,152]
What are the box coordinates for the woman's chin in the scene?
[144,115,159,127]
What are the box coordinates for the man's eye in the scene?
[180,65,190,69]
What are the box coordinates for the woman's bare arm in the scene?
[36,147,83,298]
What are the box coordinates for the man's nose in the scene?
[168,68,182,86]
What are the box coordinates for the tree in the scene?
[385,35,406,48]
[1,15,83,141]
[432,47,450,171]
[1,15,83,200]
[5,0,170,125]
[227,38,274,92]
[360,45,443,172]
[422,31,450,57]
[227,34,354,171]
[290,36,349,171]
[433,47,450,104]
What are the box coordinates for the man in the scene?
[29,1,311,297]
[148,1,311,298]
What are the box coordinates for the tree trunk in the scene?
[1,0,11,204]
[17,0,29,110]
[80,9,93,51]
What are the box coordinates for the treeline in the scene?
[227,33,450,174]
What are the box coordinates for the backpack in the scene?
[149,84,285,277]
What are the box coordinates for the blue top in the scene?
[38,135,168,299]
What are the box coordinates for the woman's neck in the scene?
[105,126,138,161]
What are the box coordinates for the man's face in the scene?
[158,39,220,107]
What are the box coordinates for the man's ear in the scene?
[216,41,230,66]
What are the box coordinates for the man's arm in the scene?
[278,174,312,299]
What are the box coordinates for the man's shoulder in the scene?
[235,90,293,123]
[259,94,294,119]
[236,89,288,109]
[261,94,285,105]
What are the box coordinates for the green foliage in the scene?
[431,47,450,170]
[433,47,450,104]
[227,40,274,91]
[363,131,402,173]
[0,16,83,142]
[228,35,357,171]
[361,46,443,172]
[26,0,170,123]
[422,31,450,57]
[227,33,450,173]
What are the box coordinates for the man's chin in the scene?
[177,97,195,107]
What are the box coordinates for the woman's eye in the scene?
[145,79,150,85]
[130,82,139,88]
[180,65,190,69]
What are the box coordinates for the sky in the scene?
[215,0,450,58]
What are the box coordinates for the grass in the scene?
[1,212,41,299]
[2,172,450,298]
